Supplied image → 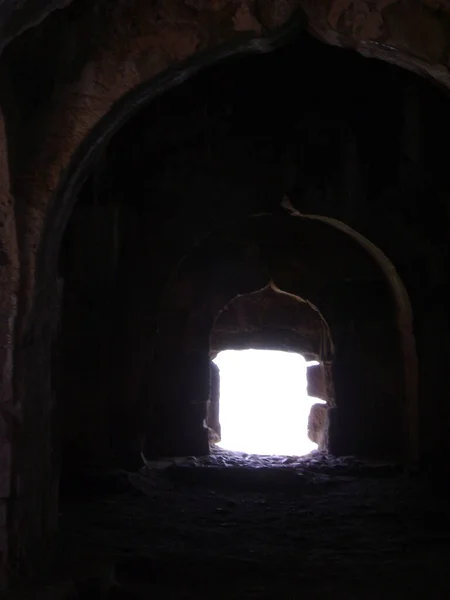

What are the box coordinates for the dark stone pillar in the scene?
[57,205,120,475]
[415,292,450,467]
[0,105,17,589]
[330,323,402,459]
[12,281,61,583]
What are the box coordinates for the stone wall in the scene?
[56,203,120,476]
[206,362,221,442]
[0,101,16,590]
[306,364,327,399]
[211,286,331,360]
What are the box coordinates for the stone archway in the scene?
[208,285,334,449]
[4,11,441,525]
[145,212,410,462]
[281,199,418,461]
[0,3,448,587]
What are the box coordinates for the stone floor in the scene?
[8,448,450,598]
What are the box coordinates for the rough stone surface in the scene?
[0,104,18,590]
[307,402,329,449]
[15,449,446,598]
[306,362,328,399]
[206,361,221,442]
[211,285,332,360]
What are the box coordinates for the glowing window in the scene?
[213,349,325,456]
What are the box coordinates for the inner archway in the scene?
[213,349,324,456]
[32,18,428,484]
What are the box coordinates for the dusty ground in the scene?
[9,448,450,598]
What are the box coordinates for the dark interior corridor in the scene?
[2,3,450,596]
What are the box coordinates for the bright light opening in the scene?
[213,349,326,456]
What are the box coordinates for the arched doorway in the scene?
[209,285,333,455]
[146,213,412,462]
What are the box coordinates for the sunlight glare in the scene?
[212,349,325,456]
